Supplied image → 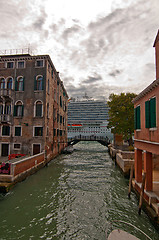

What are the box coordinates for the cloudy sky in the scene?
[0,0,159,100]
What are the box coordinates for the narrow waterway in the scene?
[0,141,159,240]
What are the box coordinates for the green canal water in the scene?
[0,141,159,240]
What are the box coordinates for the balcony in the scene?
[0,89,14,98]
[0,114,11,123]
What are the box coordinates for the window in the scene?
[53,129,56,136]
[48,79,49,93]
[14,101,24,117]
[34,127,43,136]
[15,77,24,91]
[17,61,25,68]
[60,130,62,136]
[34,76,44,90]
[145,97,156,128]
[4,102,11,115]
[7,62,14,68]
[60,96,62,107]
[134,105,141,130]
[14,144,21,149]
[47,103,49,118]
[2,126,10,136]
[36,60,44,67]
[60,115,62,124]
[35,101,43,117]
[0,102,3,114]
[15,126,22,136]
[0,78,5,89]
[7,78,13,89]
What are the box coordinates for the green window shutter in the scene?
[150,97,156,128]
[145,100,150,128]
[41,127,43,136]
[134,108,137,130]
[135,106,140,129]
[42,76,44,90]
[15,78,17,91]
[22,105,24,116]
[23,77,25,91]
[34,76,37,90]
[14,105,17,116]
[35,127,37,136]
[137,106,141,129]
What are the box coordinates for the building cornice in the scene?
[132,78,159,103]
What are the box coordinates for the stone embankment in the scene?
[0,152,46,192]
[108,144,134,177]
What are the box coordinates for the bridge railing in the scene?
[68,135,110,142]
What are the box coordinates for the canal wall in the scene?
[108,144,159,224]
[0,151,53,192]
[108,144,134,176]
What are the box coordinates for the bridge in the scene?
[68,135,111,147]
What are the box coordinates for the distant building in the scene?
[0,53,68,160]
[68,100,113,141]
[133,30,159,209]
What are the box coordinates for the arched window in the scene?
[34,76,43,90]
[7,77,13,89]
[4,102,11,115]
[14,101,24,117]
[15,77,24,91]
[35,100,43,117]
[0,78,5,89]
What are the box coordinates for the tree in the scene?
[107,92,137,145]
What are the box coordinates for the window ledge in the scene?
[149,127,157,131]
[135,129,141,132]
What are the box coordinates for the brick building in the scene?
[0,53,68,160]
[133,30,159,209]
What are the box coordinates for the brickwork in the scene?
[13,153,44,176]
[0,54,68,159]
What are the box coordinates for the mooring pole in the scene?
[138,172,146,215]
[128,164,134,199]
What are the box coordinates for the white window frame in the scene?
[35,59,44,68]
[13,143,21,150]
[17,60,25,69]
[34,100,43,117]
[33,126,43,137]
[6,61,15,69]
[14,125,22,137]
[1,125,11,137]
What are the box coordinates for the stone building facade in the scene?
[0,54,68,160]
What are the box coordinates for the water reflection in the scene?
[0,141,158,239]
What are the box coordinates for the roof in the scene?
[153,29,159,47]
[132,78,159,103]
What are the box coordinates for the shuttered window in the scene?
[2,126,10,136]
[145,97,156,128]
[134,105,141,130]
[34,127,43,136]
[15,127,21,136]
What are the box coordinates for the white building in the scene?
[68,100,113,141]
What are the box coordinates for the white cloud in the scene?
[0,0,158,99]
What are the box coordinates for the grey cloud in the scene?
[32,8,47,31]
[82,74,102,84]
[109,69,122,77]
[62,25,82,40]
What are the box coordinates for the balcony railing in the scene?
[0,114,11,123]
[0,89,14,97]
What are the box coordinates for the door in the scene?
[33,144,40,155]
[1,143,9,156]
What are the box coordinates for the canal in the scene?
[0,141,159,239]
